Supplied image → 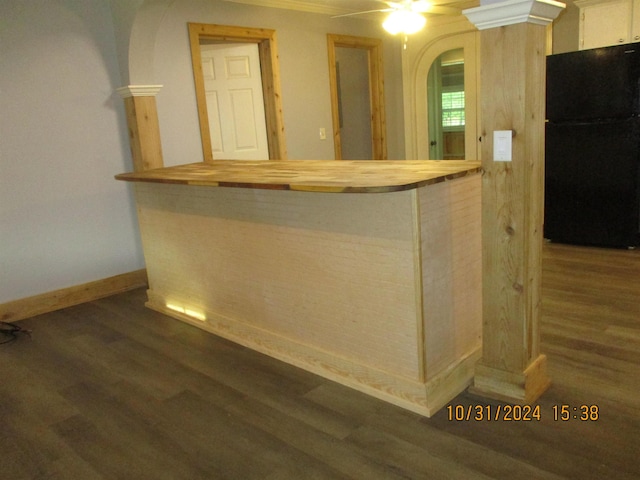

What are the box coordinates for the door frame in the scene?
[188,23,287,162]
[327,34,387,160]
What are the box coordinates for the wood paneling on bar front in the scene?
[120,162,482,416]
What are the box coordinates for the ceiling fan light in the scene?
[382,10,426,35]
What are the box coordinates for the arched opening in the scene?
[409,31,479,160]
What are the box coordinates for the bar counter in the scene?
[115,159,481,192]
[117,159,482,417]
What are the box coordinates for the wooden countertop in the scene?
[115,160,481,193]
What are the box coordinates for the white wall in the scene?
[552,0,580,54]
[0,0,144,303]
[0,0,406,305]
[142,0,405,164]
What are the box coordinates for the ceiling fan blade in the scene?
[422,5,461,15]
[384,0,459,10]
[384,1,404,9]
[384,0,462,15]
[334,1,460,19]
[410,0,432,12]
[331,8,392,18]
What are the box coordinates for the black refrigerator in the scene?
[545,42,640,248]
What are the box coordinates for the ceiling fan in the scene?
[332,0,461,35]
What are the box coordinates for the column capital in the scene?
[463,0,565,30]
[116,84,163,99]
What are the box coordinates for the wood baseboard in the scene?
[0,269,148,323]
[147,291,480,418]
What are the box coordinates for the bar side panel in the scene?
[420,174,482,381]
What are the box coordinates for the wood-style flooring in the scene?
[1,243,639,479]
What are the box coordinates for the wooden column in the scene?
[117,85,164,172]
[463,0,565,404]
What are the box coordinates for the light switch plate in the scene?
[493,130,512,162]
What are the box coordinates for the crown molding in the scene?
[117,85,163,99]
[574,0,619,6]
[463,0,565,30]
[221,0,352,16]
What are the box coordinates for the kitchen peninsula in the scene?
[116,160,482,417]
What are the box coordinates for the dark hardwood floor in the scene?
[1,243,639,479]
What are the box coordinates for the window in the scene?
[442,90,465,128]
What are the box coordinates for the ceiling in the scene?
[222,0,479,21]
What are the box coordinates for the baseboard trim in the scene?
[146,290,480,418]
[0,269,148,323]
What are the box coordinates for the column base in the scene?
[469,354,550,404]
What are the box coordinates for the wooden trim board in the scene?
[0,270,148,323]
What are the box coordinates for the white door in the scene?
[200,43,269,160]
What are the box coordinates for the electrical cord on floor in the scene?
[0,321,31,345]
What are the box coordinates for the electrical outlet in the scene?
[493,130,512,161]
